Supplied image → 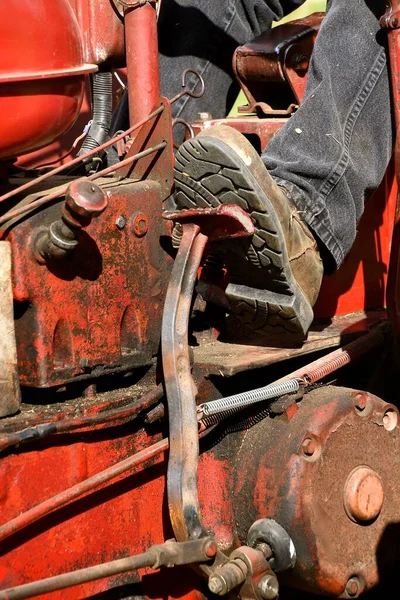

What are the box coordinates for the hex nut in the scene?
[258,574,279,600]
[208,574,225,595]
[116,216,126,230]
[132,213,148,237]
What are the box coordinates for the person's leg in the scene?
[174,0,394,336]
[263,0,393,271]
[158,0,307,123]
[111,0,306,136]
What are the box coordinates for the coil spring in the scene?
[199,379,300,420]
[304,331,384,383]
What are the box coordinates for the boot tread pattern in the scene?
[174,137,313,336]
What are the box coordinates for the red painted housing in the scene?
[0,0,96,160]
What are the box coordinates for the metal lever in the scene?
[161,205,254,542]
[34,178,107,263]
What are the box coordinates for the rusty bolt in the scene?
[133,213,148,237]
[383,408,398,431]
[208,574,225,595]
[302,437,316,457]
[345,577,360,597]
[207,558,247,595]
[258,574,279,600]
[255,542,273,561]
[65,179,107,220]
[204,539,218,558]
[116,216,126,230]
[354,394,368,411]
[197,112,213,121]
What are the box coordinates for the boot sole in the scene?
[174,136,313,336]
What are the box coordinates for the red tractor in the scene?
[0,1,400,599]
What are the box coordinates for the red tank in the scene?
[0,0,96,160]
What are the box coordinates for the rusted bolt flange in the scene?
[204,538,218,558]
[383,407,398,431]
[302,437,316,456]
[258,574,279,600]
[300,434,321,461]
[343,466,384,523]
[133,213,148,237]
[345,576,362,598]
[352,392,372,417]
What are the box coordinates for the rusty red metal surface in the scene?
[9,178,171,387]
[125,3,161,127]
[1,4,400,600]
[1,383,397,598]
[233,386,400,596]
[68,0,125,67]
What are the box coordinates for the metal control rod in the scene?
[0,538,217,600]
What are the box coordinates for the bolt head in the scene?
[208,574,225,595]
[345,577,360,597]
[258,574,279,600]
[132,213,148,237]
[302,437,316,457]
[204,539,218,558]
[197,112,213,121]
[383,408,398,431]
[354,394,368,411]
[116,216,126,230]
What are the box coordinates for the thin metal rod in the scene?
[0,142,167,227]
[0,538,215,600]
[0,385,163,454]
[0,105,164,205]
[0,552,155,600]
[0,438,168,543]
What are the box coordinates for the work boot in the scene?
[174,125,323,337]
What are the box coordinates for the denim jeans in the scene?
[158,0,394,271]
